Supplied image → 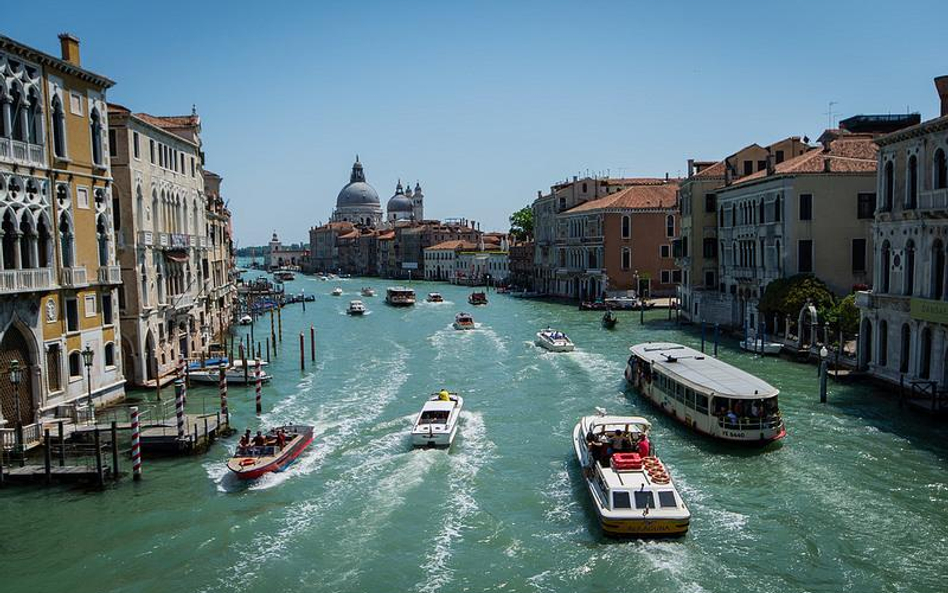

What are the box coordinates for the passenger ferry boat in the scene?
[426,292,444,303]
[535,328,574,352]
[227,425,314,480]
[386,286,416,306]
[626,342,785,444]
[573,412,690,537]
[411,391,463,448]
[347,300,366,316]
[468,291,488,305]
[273,269,296,282]
[453,312,475,330]
[361,287,376,297]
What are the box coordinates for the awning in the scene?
[165,250,189,263]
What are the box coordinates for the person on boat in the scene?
[438,390,451,401]
[586,430,605,463]
[252,431,266,447]
[239,430,251,449]
[750,401,761,418]
[607,429,625,457]
[726,409,739,426]
[637,434,650,457]
[276,429,287,450]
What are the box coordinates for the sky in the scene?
[5,0,947,246]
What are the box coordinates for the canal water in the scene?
[2,275,947,593]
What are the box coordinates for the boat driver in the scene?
[252,431,267,447]
[438,390,451,401]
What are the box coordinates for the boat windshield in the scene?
[236,445,278,457]
[418,410,450,425]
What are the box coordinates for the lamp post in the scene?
[9,360,23,452]
[819,345,829,403]
[82,344,96,423]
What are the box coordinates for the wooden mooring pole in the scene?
[310,326,316,362]
[299,332,305,371]
[256,358,263,415]
[131,406,142,481]
[266,337,271,363]
[111,421,119,481]
[94,429,104,487]
[43,429,52,485]
[58,420,65,466]
[278,307,283,342]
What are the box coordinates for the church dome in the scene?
[336,157,380,207]
[387,181,413,212]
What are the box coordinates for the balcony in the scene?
[138,231,154,247]
[158,233,169,248]
[0,138,45,167]
[60,266,88,288]
[170,233,190,249]
[97,265,122,285]
[0,268,53,293]
[919,188,948,212]
[196,236,208,249]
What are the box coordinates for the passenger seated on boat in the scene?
[438,390,451,401]
[239,430,251,449]
[750,401,761,418]
[726,410,739,426]
[276,430,287,450]
[606,429,626,457]
[252,431,266,447]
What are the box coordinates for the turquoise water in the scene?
[2,275,948,593]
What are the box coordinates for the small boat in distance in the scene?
[411,391,463,448]
[386,286,416,306]
[227,425,314,480]
[347,300,367,316]
[453,312,475,330]
[535,328,574,352]
[331,287,343,296]
[189,362,273,385]
[238,314,253,326]
[469,291,488,306]
[626,342,785,444]
[361,287,376,297]
[740,338,783,356]
[426,292,444,303]
[273,269,296,281]
[573,412,690,537]
[602,310,618,329]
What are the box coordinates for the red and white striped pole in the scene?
[175,378,186,440]
[130,406,142,481]
[255,357,263,415]
[178,358,187,405]
[219,362,228,422]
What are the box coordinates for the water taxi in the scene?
[331,287,343,296]
[411,391,463,448]
[188,359,272,385]
[227,425,314,480]
[361,287,376,297]
[535,328,574,352]
[347,300,366,316]
[453,312,475,330]
[386,286,416,306]
[426,292,444,303]
[740,338,783,356]
[602,310,618,329]
[573,412,690,537]
[626,342,785,444]
[468,291,488,305]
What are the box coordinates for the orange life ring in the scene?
[652,476,670,484]
[239,458,255,466]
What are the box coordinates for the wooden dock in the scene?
[1,463,114,485]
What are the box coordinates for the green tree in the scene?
[509,205,534,241]
[826,293,860,335]
[759,274,835,319]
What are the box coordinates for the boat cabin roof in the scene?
[422,400,456,411]
[388,286,415,293]
[630,342,778,399]
[585,415,651,434]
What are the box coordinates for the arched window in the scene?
[899,323,911,374]
[935,148,947,190]
[621,247,631,270]
[665,215,675,238]
[905,240,916,296]
[26,88,42,145]
[10,85,26,142]
[932,240,945,300]
[907,155,918,208]
[37,214,51,268]
[920,327,932,379]
[881,240,891,293]
[96,215,109,266]
[68,351,82,378]
[884,161,894,211]
[621,215,631,239]
[59,212,74,268]
[112,191,121,232]
[90,107,103,166]
[2,210,17,270]
[759,200,765,223]
[152,190,159,231]
[104,343,116,368]
[878,320,888,367]
[136,186,144,229]
[774,194,782,222]
[51,95,66,158]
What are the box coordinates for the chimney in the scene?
[58,33,81,66]
[537,190,542,198]
[687,159,695,178]
[766,149,775,176]
[936,76,948,117]
[664,172,669,182]
[823,156,832,173]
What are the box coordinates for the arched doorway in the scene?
[920,327,933,379]
[859,317,873,370]
[122,339,136,385]
[0,324,36,425]
[144,331,156,382]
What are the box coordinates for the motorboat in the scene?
[386,287,416,306]
[361,287,376,297]
[535,328,574,352]
[626,342,785,444]
[331,287,343,296]
[347,300,366,316]
[573,412,690,537]
[188,361,273,385]
[273,269,296,282]
[238,314,253,326]
[453,312,475,330]
[227,425,314,480]
[740,338,783,355]
[468,291,488,306]
[411,391,463,448]
[426,292,444,303]
[579,300,607,311]
[602,310,618,329]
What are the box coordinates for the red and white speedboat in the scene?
[227,425,314,480]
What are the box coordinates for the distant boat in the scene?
[386,287,416,306]
[331,287,343,296]
[536,328,574,352]
[347,300,367,316]
[740,339,783,355]
[453,312,475,330]
[411,392,463,448]
[468,291,488,306]
[238,314,253,325]
[361,287,376,297]
[426,292,444,303]
[602,311,618,329]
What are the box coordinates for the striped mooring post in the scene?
[255,357,263,415]
[130,406,142,481]
[175,379,186,440]
[177,358,187,404]
[219,362,229,422]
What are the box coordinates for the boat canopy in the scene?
[585,415,651,434]
[630,342,778,400]
[422,400,456,412]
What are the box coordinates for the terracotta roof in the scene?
[564,182,678,213]
[134,112,200,130]
[426,240,479,251]
[730,132,877,187]
[378,231,395,240]
[693,160,726,179]
[338,230,361,240]
[107,102,131,114]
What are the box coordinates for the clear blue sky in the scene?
[6,1,946,246]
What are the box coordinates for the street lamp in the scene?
[9,360,23,450]
[81,344,96,423]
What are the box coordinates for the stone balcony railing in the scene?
[60,266,88,288]
[919,188,948,212]
[855,291,910,313]
[138,230,154,247]
[0,138,45,167]
[97,265,122,285]
[0,268,53,294]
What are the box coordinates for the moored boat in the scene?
[426,292,444,303]
[626,342,785,444]
[238,314,253,325]
[361,287,376,297]
[347,300,366,316]
[189,362,273,385]
[535,328,574,352]
[453,312,475,330]
[468,291,488,305]
[386,286,416,306]
[740,338,783,355]
[411,391,463,448]
[227,425,314,480]
[573,412,690,537]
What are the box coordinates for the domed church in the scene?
[387,180,414,223]
[331,156,383,227]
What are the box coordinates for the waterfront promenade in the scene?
[1,275,947,593]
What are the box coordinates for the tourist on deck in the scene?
[607,429,625,457]
[726,409,739,426]
[252,431,266,447]
[637,434,650,457]
[239,430,251,450]
[750,401,761,418]
[276,430,287,450]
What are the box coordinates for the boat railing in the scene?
[716,415,783,431]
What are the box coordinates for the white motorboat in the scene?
[273,269,296,281]
[535,328,575,352]
[740,339,783,355]
[361,287,376,297]
[573,412,690,537]
[426,292,444,303]
[188,362,273,385]
[238,314,253,326]
[411,391,463,448]
[347,300,366,316]
[331,287,343,296]
[453,312,475,330]
[386,286,416,306]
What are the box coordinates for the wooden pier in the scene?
[71,412,230,456]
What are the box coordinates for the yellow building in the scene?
[0,34,123,443]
